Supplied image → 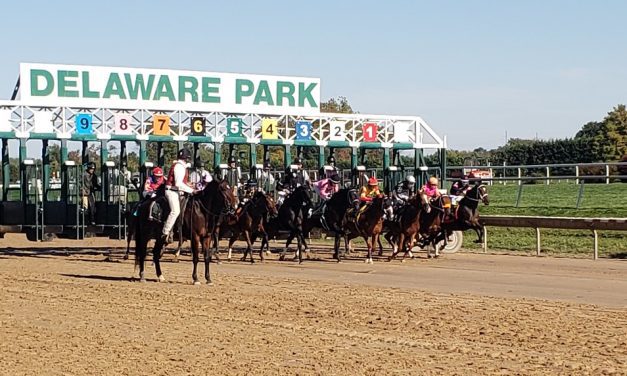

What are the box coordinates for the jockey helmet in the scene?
[404,175,416,184]
[293,157,302,165]
[327,155,336,165]
[368,177,378,186]
[246,178,258,187]
[428,176,439,186]
[86,162,96,170]
[228,155,237,164]
[263,160,272,170]
[121,160,127,167]
[177,148,192,161]
[329,174,340,184]
[152,167,164,177]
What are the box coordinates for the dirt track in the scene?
[1,235,626,375]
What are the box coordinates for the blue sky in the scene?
[1,0,626,150]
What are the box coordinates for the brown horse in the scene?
[179,180,236,284]
[221,191,278,263]
[133,180,235,284]
[419,195,451,258]
[343,195,393,264]
[386,192,430,262]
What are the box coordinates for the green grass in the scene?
[462,182,627,257]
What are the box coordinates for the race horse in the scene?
[302,188,358,261]
[343,194,393,264]
[221,191,278,263]
[267,186,313,263]
[133,179,235,284]
[418,195,451,258]
[386,191,430,262]
[441,184,489,243]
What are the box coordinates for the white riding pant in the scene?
[163,190,181,236]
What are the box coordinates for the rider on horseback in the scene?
[241,178,258,204]
[284,157,311,190]
[421,176,441,201]
[391,175,415,221]
[310,173,340,218]
[449,174,471,206]
[162,148,195,244]
[142,166,165,199]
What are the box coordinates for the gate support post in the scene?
[535,227,541,256]
[2,139,9,200]
[213,142,222,167]
[318,146,325,170]
[593,229,599,260]
[482,226,488,253]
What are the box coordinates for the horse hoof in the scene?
[206,281,213,286]
[240,257,246,262]
[400,259,405,263]
[158,275,166,283]
[123,255,129,260]
[279,256,285,261]
[193,281,201,286]
[139,278,146,283]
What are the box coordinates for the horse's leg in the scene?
[152,236,165,282]
[333,233,341,262]
[135,230,147,282]
[191,234,200,285]
[364,235,373,264]
[388,232,405,261]
[243,230,254,264]
[227,233,237,262]
[377,235,384,256]
[174,236,183,261]
[202,235,212,285]
[297,230,307,263]
[210,232,222,264]
[280,232,296,261]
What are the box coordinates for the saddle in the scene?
[147,196,169,223]
[346,202,370,223]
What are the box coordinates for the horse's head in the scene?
[382,195,394,219]
[477,184,489,205]
[253,191,278,216]
[218,179,238,210]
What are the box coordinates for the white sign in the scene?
[393,121,411,142]
[329,121,345,141]
[19,63,321,116]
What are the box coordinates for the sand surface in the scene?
[1,235,626,375]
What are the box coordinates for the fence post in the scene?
[517,167,522,186]
[605,164,610,185]
[482,226,487,253]
[576,181,585,209]
[593,229,598,260]
[536,227,541,256]
[545,166,550,185]
[575,165,579,185]
[515,183,523,208]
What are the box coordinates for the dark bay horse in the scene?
[343,195,393,264]
[302,188,358,261]
[133,180,235,284]
[442,184,489,243]
[274,186,313,263]
[221,191,278,263]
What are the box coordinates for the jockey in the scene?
[421,176,441,201]
[162,149,195,244]
[315,173,340,201]
[258,160,275,194]
[359,177,381,203]
[284,157,311,190]
[392,175,416,206]
[189,158,212,191]
[142,166,165,199]
[241,178,258,204]
[449,174,471,206]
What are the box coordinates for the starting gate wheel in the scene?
[438,230,463,254]
[413,230,463,254]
